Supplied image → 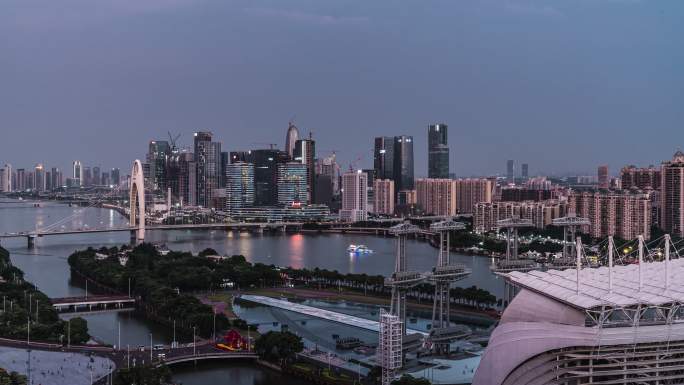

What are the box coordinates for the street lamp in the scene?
[193,326,196,357]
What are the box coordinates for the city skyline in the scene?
[2,0,683,176]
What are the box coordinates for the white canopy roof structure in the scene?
[506,258,684,310]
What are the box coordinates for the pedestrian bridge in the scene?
[238,295,427,336]
[51,295,136,313]
[160,352,257,367]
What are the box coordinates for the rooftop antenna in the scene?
[638,235,644,291]
[608,236,614,294]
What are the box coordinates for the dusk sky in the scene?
[1,0,682,177]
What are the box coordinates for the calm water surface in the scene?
[0,200,500,384]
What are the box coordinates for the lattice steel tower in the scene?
[491,217,536,272]
[429,220,470,354]
[551,215,591,269]
[385,222,424,336]
[492,217,536,306]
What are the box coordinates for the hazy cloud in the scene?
[244,7,369,26]
[4,0,205,29]
[504,1,563,16]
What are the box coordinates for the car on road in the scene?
[153,344,164,351]
[138,345,145,352]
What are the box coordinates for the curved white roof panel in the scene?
[506,258,684,310]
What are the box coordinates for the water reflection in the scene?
[171,361,310,385]
[288,234,304,269]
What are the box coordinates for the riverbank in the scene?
[0,246,90,344]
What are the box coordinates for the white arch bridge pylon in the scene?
[129,159,145,241]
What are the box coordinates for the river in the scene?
[0,200,501,384]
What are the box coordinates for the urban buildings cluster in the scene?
[0,162,121,193]
[135,123,450,223]
[2,123,683,241]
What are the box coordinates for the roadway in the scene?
[0,335,257,381]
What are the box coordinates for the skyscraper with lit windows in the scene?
[225,162,255,211]
[428,124,449,178]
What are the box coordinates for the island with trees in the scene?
[0,246,89,344]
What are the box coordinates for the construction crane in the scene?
[349,155,363,172]
[168,132,181,150]
[348,149,373,172]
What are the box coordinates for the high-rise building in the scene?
[501,187,556,202]
[506,160,515,183]
[50,167,61,190]
[45,170,52,191]
[373,179,395,215]
[314,174,333,207]
[111,168,121,186]
[72,161,82,186]
[521,163,529,180]
[225,162,255,211]
[416,178,457,216]
[25,171,34,190]
[597,165,609,188]
[187,158,197,206]
[0,164,12,192]
[285,122,299,159]
[397,190,417,206]
[293,137,316,203]
[454,178,495,214]
[92,166,101,186]
[474,200,567,232]
[621,165,661,191]
[166,151,194,206]
[374,137,395,181]
[393,135,414,192]
[220,151,230,188]
[315,153,341,197]
[660,150,684,237]
[340,170,368,222]
[147,140,171,192]
[194,132,221,208]
[362,168,376,212]
[231,149,290,206]
[428,124,449,178]
[16,168,26,191]
[34,164,46,192]
[101,172,110,186]
[277,162,308,206]
[569,189,652,240]
[229,151,251,164]
[83,167,92,187]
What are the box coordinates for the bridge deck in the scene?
[51,295,135,306]
[238,295,427,336]
[0,222,301,238]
